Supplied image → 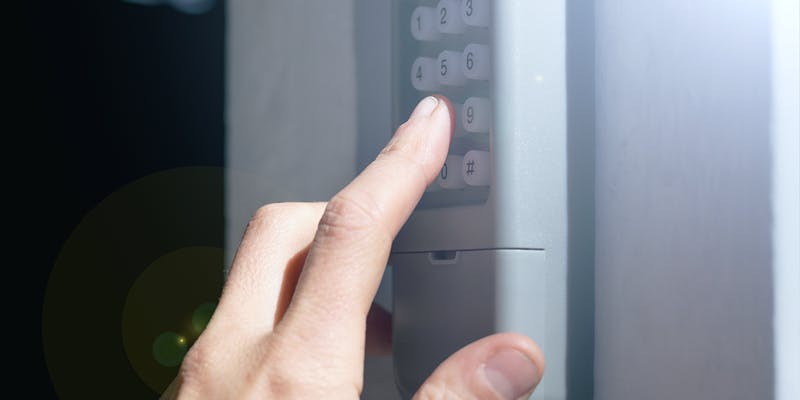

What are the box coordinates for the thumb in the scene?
[413,333,545,400]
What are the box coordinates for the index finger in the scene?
[275,96,453,359]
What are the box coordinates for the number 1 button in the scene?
[411,6,441,41]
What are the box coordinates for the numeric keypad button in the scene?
[462,97,491,133]
[463,150,491,187]
[462,43,491,80]
[438,155,467,189]
[436,0,467,34]
[411,6,441,41]
[461,0,490,27]
[437,50,467,86]
[411,57,440,92]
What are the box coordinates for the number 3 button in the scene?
[461,0,490,27]
[462,97,491,133]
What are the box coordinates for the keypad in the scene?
[397,0,491,207]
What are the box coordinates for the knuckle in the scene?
[250,203,290,227]
[414,381,461,400]
[316,193,383,243]
[177,343,219,390]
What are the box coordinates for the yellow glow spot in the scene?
[178,337,186,345]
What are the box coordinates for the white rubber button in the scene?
[411,6,441,41]
[461,0,490,27]
[462,97,491,133]
[411,57,440,92]
[462,150,491,187]
[437,50,467,86]
[438,155,467,189]
[436,0,467,34]
[462,43,491,80]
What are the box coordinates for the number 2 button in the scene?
[436,0,466,34]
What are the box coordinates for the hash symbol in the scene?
[466,160,475,175]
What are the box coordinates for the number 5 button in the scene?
[437,50,467,86]
[463,43,490,80]
[411,57,440,92]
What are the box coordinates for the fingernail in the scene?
[409,96,440,119]
[483,349,540,400]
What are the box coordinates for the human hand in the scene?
[164,96,545,399]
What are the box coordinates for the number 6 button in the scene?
[463,43,490,80]
[411,57,440,92]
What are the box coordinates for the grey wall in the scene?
[226,1,398,398]
[228,1,784,399]
[594,1,773,399]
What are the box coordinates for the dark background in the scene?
[24,1,226,397]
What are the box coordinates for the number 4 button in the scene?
[411,57,440,92]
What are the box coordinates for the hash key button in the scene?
[462,150,490,187]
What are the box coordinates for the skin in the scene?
[164,96,546,400]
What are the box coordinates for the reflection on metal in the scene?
[123,0,215,15]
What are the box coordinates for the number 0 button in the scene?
[438,155,466,189]
[436,0,466,34]
[411,6,441,41]
[463,43,490,80]
[411,57,440,92]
